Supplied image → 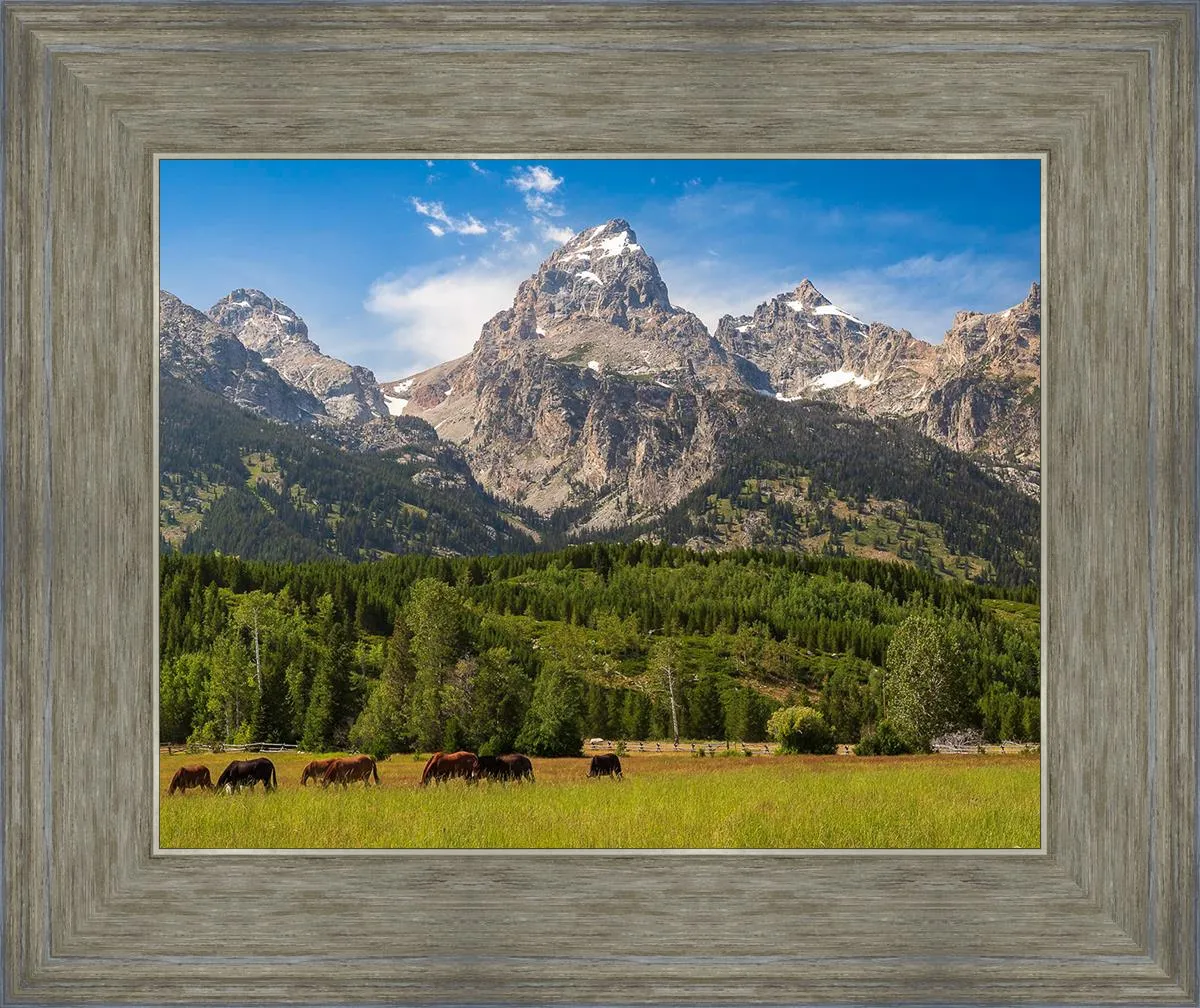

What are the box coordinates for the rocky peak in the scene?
[785,278,833,311]
[509,219,673,334]
[941,284,1041,374]
[159,290,326,425]
[207,288,388,426]
[209,288,312,359]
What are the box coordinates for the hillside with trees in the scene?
[160,544,1040,757]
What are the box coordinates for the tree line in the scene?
[160,543,1040,757]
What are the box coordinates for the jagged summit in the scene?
[209,288,312,358]
[209,287,388,426]
[786,278,831,308]
[508,218,673,331]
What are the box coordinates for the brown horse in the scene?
[321,754,380,788]
[420,751,479,786]
[167,764,213,795]
[300,758,338,786]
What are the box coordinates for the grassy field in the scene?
[159,749,1040,850]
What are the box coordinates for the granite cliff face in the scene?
[386,221,743,528]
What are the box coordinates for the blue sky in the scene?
[159,158,1041,381]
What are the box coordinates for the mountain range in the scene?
[159,218,1040,584]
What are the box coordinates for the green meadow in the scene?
[160,750,1040,850]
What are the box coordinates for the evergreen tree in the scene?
[469,647,531,755]
[516,661,584,757]
[405,578,468,750]
[349,617,417,757]
[302,596,355,750]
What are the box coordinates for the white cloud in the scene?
[509,165,563,194]
[469,161,489,175]
[365,252,542,374]
[523,192,564,216]
[410,197,488,237]
[535,219,575,244]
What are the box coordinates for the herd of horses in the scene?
[166,751,623,795]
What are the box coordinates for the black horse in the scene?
[587,753,622,779]
[215,757,277,792]
[475,753,535,782]
[499,753,534,782]
[475,755,510,781]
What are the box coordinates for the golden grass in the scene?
[159,749,1040,850]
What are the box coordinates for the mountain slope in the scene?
[209,288,390,426]
[614,395,1039,587]
[159,375,534,561]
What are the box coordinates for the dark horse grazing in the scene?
[587,753,622,779]
[475,753,534,782]
[321,754,380,788]
[420,751,479,786]
[475,753,537,782]
[215,757,277,792]
[474,754,508,781]
[300,758,337,786]
[167,764,213,795]
[500,753,534,782]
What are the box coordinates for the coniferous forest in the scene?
[160,543,1040,758]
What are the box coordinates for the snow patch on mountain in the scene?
[810,304,866,326]
[598,231,641,258]
[812,369,874,389]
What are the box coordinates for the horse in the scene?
[321,754,380,788]
[587,753,622,779]
[167,764,213,795]
[420,751,479,785]
[498,753,534,782]
[215,757,277,792]
[300,758,338,786]
[474,754,509,781]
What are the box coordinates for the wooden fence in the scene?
[159,742,300,756]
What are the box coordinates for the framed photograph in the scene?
[4,2,1196,1004]
[156,155,1044,853]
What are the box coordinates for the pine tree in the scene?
[515,662,584,757]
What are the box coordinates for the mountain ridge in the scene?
[159,217,1040,582]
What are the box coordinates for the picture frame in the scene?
[3,2,1196,1005]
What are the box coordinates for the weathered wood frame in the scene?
[3,3,1197,1004]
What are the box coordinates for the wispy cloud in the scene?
[410,197,488,237]
[524,193,564,216]
[365,249,544,375]
[509,165,563,194]
[468,161,489,175]
[534,219,575,244]
[509,165,566,215]
[656,255,793,332]
[656,247,1034,343]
